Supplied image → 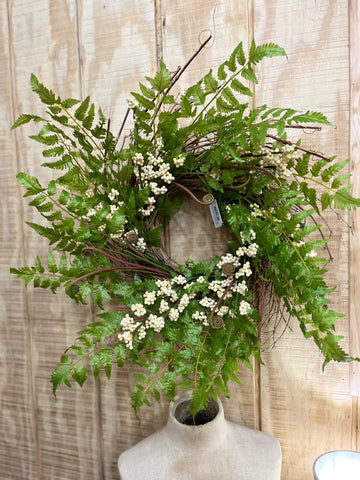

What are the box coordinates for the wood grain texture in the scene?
[1,1,358,479]
[0,2,39,478]
[161,0,258,430]
[254,1,353,478]
[5,1,100,478]
[75,2,163,478]
[349,0,360,395]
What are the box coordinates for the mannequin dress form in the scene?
[118,392,281,480]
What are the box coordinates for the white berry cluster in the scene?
[116,235,258,350]
[145,314,165,333]
[258,144,299,177]
[82,186,129,240]
[130,137,188,218]
[212,233,259,315]
[131,140,178,217]
[173,154,186,167]
[118,313,146,349]
[250,203,264,218]
[208,278,233,299]
[82,201,104,222]
[131,303,147,317]
[192,310,209,325]
[127,96,138,109]
[116,272,204,349]
[239,300,251,315]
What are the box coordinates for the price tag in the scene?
[209,200,223,228]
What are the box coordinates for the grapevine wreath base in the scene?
[12,37,360,416]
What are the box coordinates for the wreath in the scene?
[12,37,360,416]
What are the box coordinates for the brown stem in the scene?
[124,240,147,259]
[172,181,210,205]
[114,108,130,149]
[167,35,212,92]
[258,277,265,342]
[170,66,182,81]
[223,176,251,190]
[82,246,170,276]
[220,165,282,187]
[269,124,322,131]
[154,35,213,118]
[104,118,111,162]
[65,266,125,291]
[209,278,236,326]
[267,134,332,161]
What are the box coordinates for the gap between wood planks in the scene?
[155,0,172,257]
[74,1,106,478]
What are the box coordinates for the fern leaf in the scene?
[331,173,351,189]
[145,60,171,92]
[290,110,332,126]
[241,67,258,84]
[29,134,58,146]
[16,172,44,197]
[131,92,155,110]
[203,70,218,94]
[230,78,253,96]
[25,221,61,245]
[30,73,58,105]
[222,87,239,107]
[61,98,80,108]
[42,146,64,157]
[332,185,360,210]
[248,40,286,65]
[42,154,73,170]
[295,154,310,176]
[51,365,71,395]
[217,63,227,81]
[180,95,196,117]
[74,96,90,121]
[47,251,58,274]
[82,103,95,130]
[321,159,349,182]
[233,41,246,66]
[311,158,330,177]
[98,348,113,379]
[70,364,87,387]
[139,82,156,99]
[90,354,101,380]
[11,113,44,130]
[216,97,236,113]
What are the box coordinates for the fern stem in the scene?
[143,358,172,394]
[56,103,107,162]
[192,63,247,124]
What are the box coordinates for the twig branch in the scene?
[114,108,130,149]
[82,246,171,276]
[267,134,332,161]
[172,181,210,205]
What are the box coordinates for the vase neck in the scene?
[164,396,228,450]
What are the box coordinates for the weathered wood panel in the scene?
[0,1,358,479]
[254,1,353,478]
[0,1,38,478]
[5,1,100,478]
[350,0,360,396]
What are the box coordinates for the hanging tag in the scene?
[209,200,223,228]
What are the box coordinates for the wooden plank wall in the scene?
[1,1,358,479]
